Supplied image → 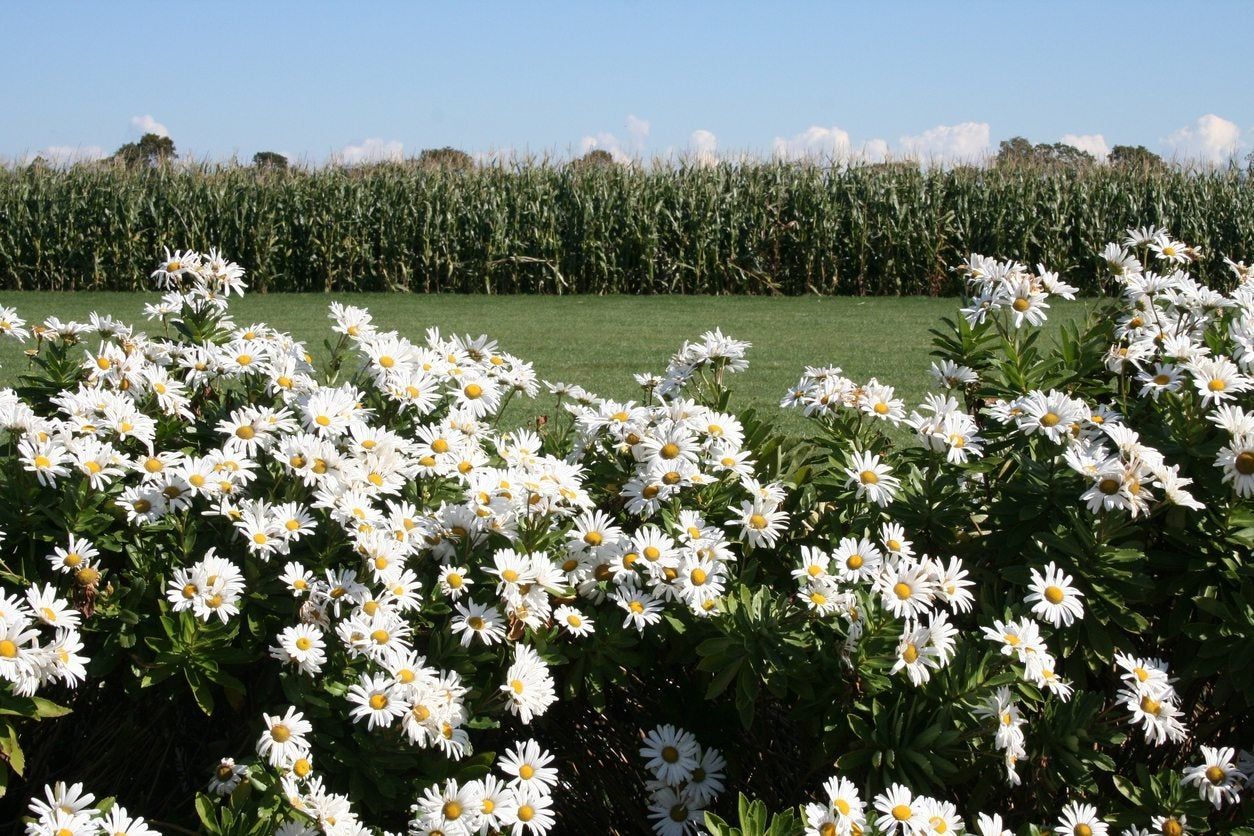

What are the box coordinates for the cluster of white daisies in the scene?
[639,725,725,836]
[958,252,1080,329]
[798,780,1204,836]
[789,526,972,690]
[1,237,1251,834]
[22,781,156,836]
[0,551,89,697]
[408,739,560,835]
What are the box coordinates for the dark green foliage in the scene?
[251,152,289,171]
[111,133,176,168]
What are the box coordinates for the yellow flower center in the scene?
[892,804,912,822]
[1206,765,1226,784]
[660,442,680,460]
[1040,411,1060,427]
[1235,451,1254,475]
[748,514,768,530]
[270,724,291,742]
[463,383,483,399]
[859,469,879,485]
[893,582,912,600]
[519,764,536,779]
[0,640,17,658]
[1012,298,1030,312]
[1044,585,1065,604]
[369,693,388,710]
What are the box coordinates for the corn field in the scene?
[0,160,1251,294]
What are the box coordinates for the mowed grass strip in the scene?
[0,293,1094,431]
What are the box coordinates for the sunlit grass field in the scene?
[0,293,1094,430]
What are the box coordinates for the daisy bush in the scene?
[0,229,1251,835]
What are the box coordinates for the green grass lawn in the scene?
[0,293,1095,431]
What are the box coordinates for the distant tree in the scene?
[1108,144,1165,170]
[113,133,175,167]
[416,147,474,171]
[995,136,1036,167]
[1033,142,1096,167]
[25,156,50,171]
[571,149,617,170]
[252,151,289,170]
[995,137,1094,169]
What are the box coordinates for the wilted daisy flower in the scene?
[208,758,249,796]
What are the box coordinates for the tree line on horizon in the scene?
[19,131,1244,173]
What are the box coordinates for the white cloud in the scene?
[130,114,169,138]
[1060,133,1109,160]
[899,122,990,164]
[688,129,718,166]
[1165,114,1243,163]
[579,114,652,162]
[21,145,105,166]
[331,138,404,166]
[625,114,650,151]
[579,132,631,162]
[773,125,853,161]
[771,126,891,163]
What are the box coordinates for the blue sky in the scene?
[2,1,1251,165]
